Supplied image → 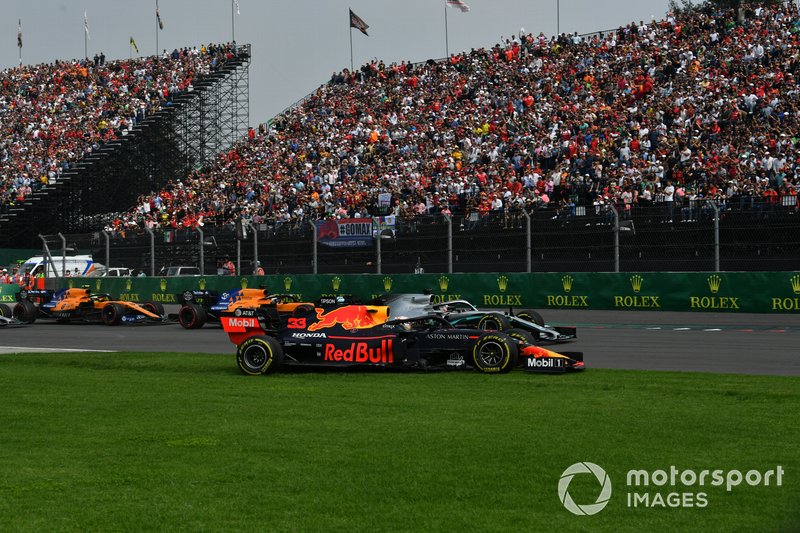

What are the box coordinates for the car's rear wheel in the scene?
[178,303,207,329]
[237,335,284,375]
[12,301,37,324]
[477,312,510,332]
[471,333,518,373]
[516,309,544,326]
[142,301,165,316]
[0,303,11,318]
[101,303,124,325]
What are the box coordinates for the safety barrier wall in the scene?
[31,271,800,314]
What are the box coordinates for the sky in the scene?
[2,0,676,126]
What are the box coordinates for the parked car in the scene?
[159,266,201,276]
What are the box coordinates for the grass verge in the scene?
[0,352,798,532]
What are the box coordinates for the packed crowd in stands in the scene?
[0,43,240,212]
[115,2,800,231]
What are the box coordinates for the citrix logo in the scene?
[558,462,612,516]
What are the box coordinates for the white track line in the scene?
[0,346,115,353]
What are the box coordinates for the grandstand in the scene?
[0,43,249,247]
[1,2,799,271]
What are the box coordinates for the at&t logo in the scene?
[558,462,612,516]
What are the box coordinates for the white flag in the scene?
[84,11,90,39]
[235,0,240,15]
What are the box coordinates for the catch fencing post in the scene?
[445,214,453,273]
[610,205,620,273]
[57,232,67,277]
[145,228,155,276]
[196,227,204,275]
[523,210,532,273]
[250,223,258,274]
[102,230,110,273]
[376,218,381,274]
[309,221,318,274]
[709,200,720,272]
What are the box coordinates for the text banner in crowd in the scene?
[54,272,800,313]
[315,218,374,248]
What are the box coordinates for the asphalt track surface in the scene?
[2,309,799,376]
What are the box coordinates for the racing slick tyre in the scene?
[236,335,284,375]
[471,333,518,373]
[504,328,537,346]
[12,301,37,324]
[516,309,544,326]
[101,303,124,325]
[178,303,207,329]
[142,301,165,317]
[0,303,11,318]
[476,312,510,332]
[291,304,314,318]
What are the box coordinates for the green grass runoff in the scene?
[1,352,798,532]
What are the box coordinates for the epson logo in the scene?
[225,317,256,328]
[527,358,565,368]
[291,332,327,339]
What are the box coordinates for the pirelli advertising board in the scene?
[56,272,800,314]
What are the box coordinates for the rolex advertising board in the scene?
[54,272,800,314]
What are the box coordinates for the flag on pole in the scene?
[156,7,164,30]
[130,36,139,53]
[349,9,369,36]
[235,0,240,15]
[447,0,470,13]
[17,19,22,48]
[84,11,90,39]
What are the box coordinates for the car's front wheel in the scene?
[237,335,284,375]
[101,303,124,325]
[471,333,518,373]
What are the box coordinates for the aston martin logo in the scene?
[284,277,293,291]
[332,276,342,291]
[439,276,450,292]
[630,275,643,293]
[792,274,800,295]
[241,278,249,289]
[95,279,102,291]
[160,278,167,292]
[707,274,722,294]
[383,276,392,291]
[125,278,133,291]
[199,278,207,290]
[562,275,574,293]
[497,275,508,293]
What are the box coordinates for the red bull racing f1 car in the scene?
[221,298,584,375]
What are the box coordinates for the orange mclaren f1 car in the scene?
[13,288,166,325]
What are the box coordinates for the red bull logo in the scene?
[324,339,394,363]
[308,305,380,331]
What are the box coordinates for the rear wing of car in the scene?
[179,289,219,305]
[16,289,55,304]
